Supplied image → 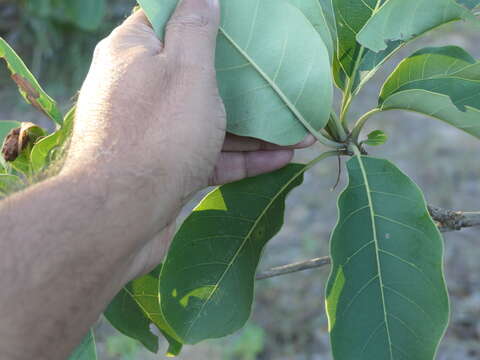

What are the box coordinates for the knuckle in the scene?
[167,14,211,33]
[93,38,109,58]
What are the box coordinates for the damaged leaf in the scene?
[0,37,63,125]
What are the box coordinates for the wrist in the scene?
[59,161,176,250]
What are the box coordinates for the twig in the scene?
[428,206,480,232]
[256,257,331,280]
[256,206,480,280]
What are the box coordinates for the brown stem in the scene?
[256,205,480,280]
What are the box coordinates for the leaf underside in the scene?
[284,0,334,60]
[139,0,333,145]
[159,164,306,344]
[326,156,449,360]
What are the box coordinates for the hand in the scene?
[65,0,315,280]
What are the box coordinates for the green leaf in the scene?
[285,0,334,60]
[0,174,22,196]
[380,46,476,101]
[357,0,474,53]
[326,154,449,360]
[0,38,63,125]
[332,0,478,93]
[68,330,97,360]
[457,0,480,9]
[139,0,333,145]
[159,163,308,344]
[105,265,183,356]
[1,122,47,176]
[0,121,21,142]
[364,130,388,146]
[31,107,75,173]
[333,0,382,79]
[379,46,480,138]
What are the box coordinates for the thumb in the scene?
[164,0,220,67]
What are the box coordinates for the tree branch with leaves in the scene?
[1,0,480,359]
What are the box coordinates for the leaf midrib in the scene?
[383,74,480,101]
[123,286,181,344]
[354,151,393,359]
[218,24,319,137]
[182,166,306,340]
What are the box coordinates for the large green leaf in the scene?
[332,0,392,90]
[378,46,480,138]
[326,154,449,360]
[357,0,474,53]
[68,330,97,360]
[285,0,334,60]
[159,163,309,344]
[0,38,62,125]
[139,0,333,145]
[380,46,475,101]
[333,0,383,78]
[105,265,182,356]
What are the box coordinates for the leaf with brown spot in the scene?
[0,37,63,125]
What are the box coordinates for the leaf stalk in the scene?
[351,108,382,143]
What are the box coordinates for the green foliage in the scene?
[0,37,62,125]
[379,46,480,138]
[104,265,182,356]
[363,130,388,147]
[0,174,22,196]
[68,330,97,360]
[223,323,266,360]
[357,0,474,53]
[26,0,107,31]
[284,0,335,60]
[105,334,141,360]
[159,163,307,344]
[30,107,75,173]
[139,0,333,146]
[1,0,480,359]
[326,154,449,359]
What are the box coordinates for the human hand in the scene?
[65,0,315,280]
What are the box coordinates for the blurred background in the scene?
[1,1,479,359]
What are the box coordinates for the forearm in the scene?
[0,168,169,359]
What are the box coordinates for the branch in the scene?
[256,257,331,280]
[428,206,480,232]
[256,206,480,280]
